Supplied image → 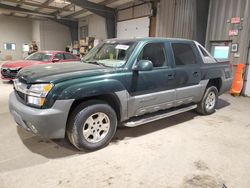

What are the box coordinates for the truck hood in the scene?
[17,62,108,83]
[2,60,45,69]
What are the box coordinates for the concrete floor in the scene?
[0,81,250,188]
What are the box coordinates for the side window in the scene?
[198,45,209,57]
[172,43,197,66]
[55,53,64,60]
[64,53,77,59]
[138,43,167,68]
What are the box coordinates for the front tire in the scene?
[196,86,218,115]
[67,100,117,151]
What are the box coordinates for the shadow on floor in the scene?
[17,98,231,159]
[17,127,84,159]
[1,80,13,84]
[216,98,231,110]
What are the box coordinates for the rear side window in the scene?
[64,53,77,59]
[171,43,197,66]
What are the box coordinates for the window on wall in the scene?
[171,43,197,66]
[210,42,230,61]
[4,43,16,50]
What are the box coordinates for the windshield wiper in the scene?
[86,61,111,67]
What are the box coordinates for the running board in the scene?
[123,104,197,127]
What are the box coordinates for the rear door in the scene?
[127,42,176,117]
[168,41,203,106]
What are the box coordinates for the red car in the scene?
[1,51,80,80]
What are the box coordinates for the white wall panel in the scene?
[0,15,32,60]
[0,16,72,60]
[117,17,150,38]
[39,20,71,50]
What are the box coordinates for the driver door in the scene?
[127,42,176,117]
[53,53,64,63]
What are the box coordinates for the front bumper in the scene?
[1,69,18,80]
[9,92,74,139]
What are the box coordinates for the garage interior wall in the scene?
[39,20,71,51]
[205,0,248,65]
[0,16,71,60]
[0,15,32,60]
[156,0,197,40]
[206,0,250,96]
[78,14,107,40]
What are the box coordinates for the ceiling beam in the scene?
[65,0,116,18]
[66,0,116,38]
[16,0,25,8]
[34,0,54,12]
[65,7,86,18]
[67,0,115,18]
[2,0,64,11]
[0,3,75,20]
[51,3,74,16]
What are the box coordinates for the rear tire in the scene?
[67,100,117,151]
[196,86,218,115]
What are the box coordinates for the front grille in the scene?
[14,79,28,103]
[1,68,19,79]
[16,90,26,102]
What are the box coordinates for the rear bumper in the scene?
[219,78,233,95]
[9,92,74,139]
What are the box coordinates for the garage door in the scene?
[117,17,150,38]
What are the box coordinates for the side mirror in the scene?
[132,60,153,71]
[52,58,60,63]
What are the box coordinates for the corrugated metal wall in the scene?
[156,0,197,40]
[206,0,246,42]
[117,2,152,22]
[206,0,250,65]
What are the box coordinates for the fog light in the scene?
[27,96,45,106]
[27,122,38,133]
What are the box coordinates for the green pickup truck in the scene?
[9,38,232,150]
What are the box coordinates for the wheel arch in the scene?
[67,93,122,123]
[207,78,222,92]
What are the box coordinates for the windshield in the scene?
[25,52,52,61]
[83,41,137,68]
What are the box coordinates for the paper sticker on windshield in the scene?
[115,44,130,50]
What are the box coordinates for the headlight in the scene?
[28,84,53,97]
[26,83,53,106]
[14,81,53,107]
[9,67,21,71]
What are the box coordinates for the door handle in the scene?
[192,71,199,77]
[167,74,174,80]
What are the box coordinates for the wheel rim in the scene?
[205,91,216,110]
[82,112,110,143]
